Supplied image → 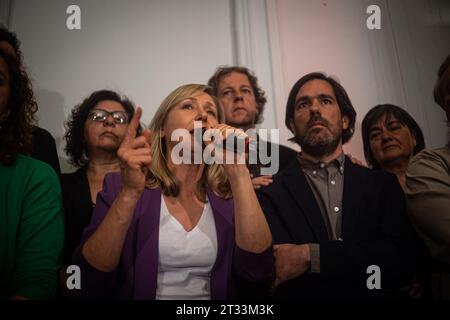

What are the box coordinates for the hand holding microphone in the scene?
[198,124,253,155]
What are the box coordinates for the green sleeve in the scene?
[12,164,65,299]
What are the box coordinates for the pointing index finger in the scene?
[141,129,152,146]
[123,107,142,145]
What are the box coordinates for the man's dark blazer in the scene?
[257,156,420,299]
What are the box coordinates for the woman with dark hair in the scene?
[61,90,139,266]
[0,25,61,177]
[361,104,425,189]
[406,54,450,299]
[362,104,428,299]
[0,25,23,63]
[0,48,64,299]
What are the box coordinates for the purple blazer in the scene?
[72,173,273,299]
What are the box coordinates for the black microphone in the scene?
[223,132,251,154]
[197,127,253,154]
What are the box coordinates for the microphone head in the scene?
[223,133,249,154]
[198,127,253,155]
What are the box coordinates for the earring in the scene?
[81,141,89,164]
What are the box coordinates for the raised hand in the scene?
[117,107,152,195]
[205,124,252,185]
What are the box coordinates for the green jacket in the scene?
[0,154,64,299]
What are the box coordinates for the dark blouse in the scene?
[31,126,61,179]
[61,166,93,265]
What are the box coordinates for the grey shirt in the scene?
[297,153,345,272]
[405,145,450,264]
[405,145,450,299]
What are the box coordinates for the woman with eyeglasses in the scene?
[61,90,140,269]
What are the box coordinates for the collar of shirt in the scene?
[297,152,345,175]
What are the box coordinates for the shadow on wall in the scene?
[35,89,75,174]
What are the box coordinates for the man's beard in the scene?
[293,114,342,158]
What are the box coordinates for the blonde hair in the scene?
[145,84,232,200]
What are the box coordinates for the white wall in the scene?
[5,0,450,170]
[387,0,450,147]
[270,0,450,162]
[0,0,11,25]
[9,0,235,172]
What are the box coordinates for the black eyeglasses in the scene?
[88,109,129,124]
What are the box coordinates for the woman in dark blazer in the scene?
[62,90,138,265]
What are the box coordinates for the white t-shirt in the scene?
[155,195,218,300]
